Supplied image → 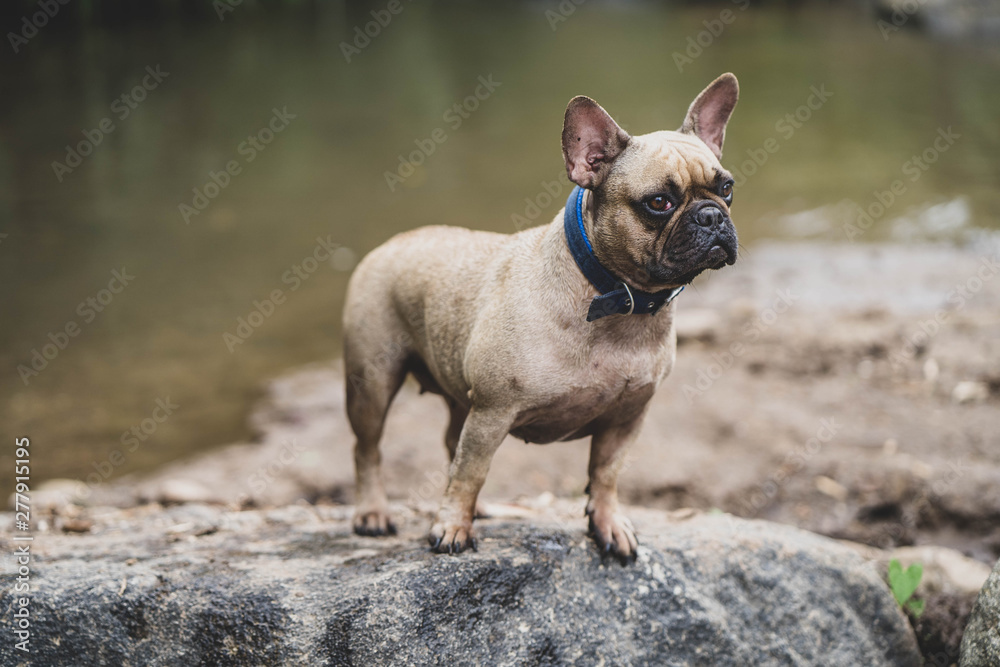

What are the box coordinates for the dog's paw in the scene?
[353,509,397,537]
[588,509,638,565]
[428,520,477,554]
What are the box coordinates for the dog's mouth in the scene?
[647,224,738,287]
[649,232,737,286]
[705,244,734,269]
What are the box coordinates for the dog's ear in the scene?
[679,73,739,159]
[562,96,630,189]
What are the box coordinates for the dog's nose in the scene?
[695,206,724,228]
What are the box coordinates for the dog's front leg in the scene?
[586,415,645,563]
[429,407,513,554]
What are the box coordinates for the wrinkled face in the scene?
[590,130,738,291]
[561,73,741,292]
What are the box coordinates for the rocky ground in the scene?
[0,500,982,666]
[962,556,1000,665]
[8,239,1000,665]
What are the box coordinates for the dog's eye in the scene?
[721,181,734,202]
[646,196,672,212]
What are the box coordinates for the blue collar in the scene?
[563,186,683,322]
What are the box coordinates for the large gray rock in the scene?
[0,503,920,666]
[962,557,1000,666]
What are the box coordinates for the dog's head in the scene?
[561,73,740,291]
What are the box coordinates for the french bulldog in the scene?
[343,73,739,562]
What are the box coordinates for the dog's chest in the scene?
[579,345,671,408]
[510,340,674,443]
[579,320,676,393]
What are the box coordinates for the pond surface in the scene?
[1,2,998,488]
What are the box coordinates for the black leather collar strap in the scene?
[563,186,683,322]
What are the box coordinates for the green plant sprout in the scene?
[888,559,924,617]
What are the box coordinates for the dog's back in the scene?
[345,224,508,391]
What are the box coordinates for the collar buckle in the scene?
[564,186,683,322]
[619,282,635,315]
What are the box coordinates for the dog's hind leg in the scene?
[344,326,409,536]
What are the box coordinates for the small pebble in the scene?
[814,476,848,502]
[952,380,988,404]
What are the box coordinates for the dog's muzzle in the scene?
[690,203,737,267]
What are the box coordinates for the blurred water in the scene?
[1,2,998,487]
